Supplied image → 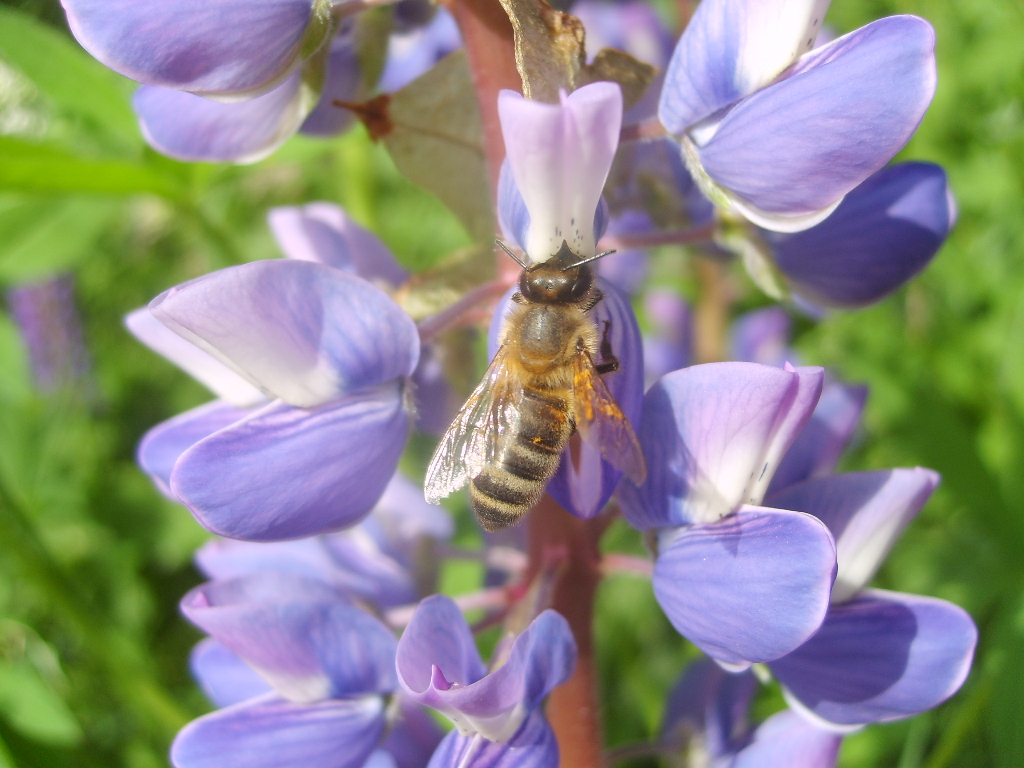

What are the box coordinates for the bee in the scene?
[424,240,647,531]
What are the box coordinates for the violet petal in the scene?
[181,574,397,700]
[190,638,272,709]
[171,382,409,541]
[137,400,252,498]
[768,382,867,493]
[771,589,977,727]
[766,468,940,602]
[652,506,836,665]
[425,710,558,768]
[699,16,936,223]
[731,710,842,768]
[151,260,419,408]
[63,0,318,95]
[658,0,831,132]
[126,308,264,406]
[768,162,953,308]
[498,84,622,262]
[620,362,822,529]
[170,693,385,768]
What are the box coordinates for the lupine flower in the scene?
[571,0,674,121]
[658,0,937,232]
[619,362,839,668]
[63,0,462,162]
[497,82,621,265]
[661,656,843,768]
[6,274,90,393]
[133,24,362,163]
[194,471,454,610]
[396,595,575,767]
[129,205,419,540]
[765,468,977,729]
[493,82,645,520]
[757,162,956,308]
[172,573,400,768]
[378,3,462,93]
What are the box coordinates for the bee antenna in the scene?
[495,239,531,270]
[562,249,617,270]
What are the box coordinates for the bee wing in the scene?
[572,351,647,484]
[424,346,521,503]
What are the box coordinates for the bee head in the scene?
[519,242,594,304]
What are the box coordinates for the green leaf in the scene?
[0,137,183,198]
[0,196,120,282]
[0,311,32,400]
[0,8,139,148]
[382,52,495,244]
[0,660,81,746]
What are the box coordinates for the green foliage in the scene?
[0,0,1021,767]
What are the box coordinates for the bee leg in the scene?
[595,319,620,374]
[581,289,605,312]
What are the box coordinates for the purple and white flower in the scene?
[658,0,937,232]
[619,362,838,667]
[396,595,574,767]
[129,205,419,541]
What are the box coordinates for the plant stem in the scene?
[438,0,521,198]
[527,495,607,768]
[693,257,732,363]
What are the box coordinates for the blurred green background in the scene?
[0,0,1021,766]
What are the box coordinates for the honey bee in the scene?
[424,241,647,531]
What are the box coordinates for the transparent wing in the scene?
[572,351,647,484]
[424,346,520,503]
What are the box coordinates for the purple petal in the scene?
[171,693,385,768]
[642,289,692,384]
[62,0,320,95]
[379,698,445,768]
[731,710,842,768]
[190,638,272,708]
[396,595,486,707]
[619,362,822,529]
[729,307,793,367]
[150,260,419,408]
[171,382,409,541]
[496,158,530,251]
[411,342,460,436]
[182,574,397,700]
[768,382,867,493]
[771,590,977,727]
[126,308,265,406]
[747,365,824,504]
[195,537,345,584]
[134,76,308,163]
[699,16,936,224]
[301,30,361,136]
[652,506,836,665]
[767,162,954,307]
[137,401,252,498]
[661,656,757,757]
[268,204,406,287]
[658,0,831,132]
[425,711,558,768]
[498,83,622,262]
[766,468,939,602]
[398,597,574,741]
[378,8,462,93]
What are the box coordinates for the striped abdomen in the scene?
[469,384,574,531]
